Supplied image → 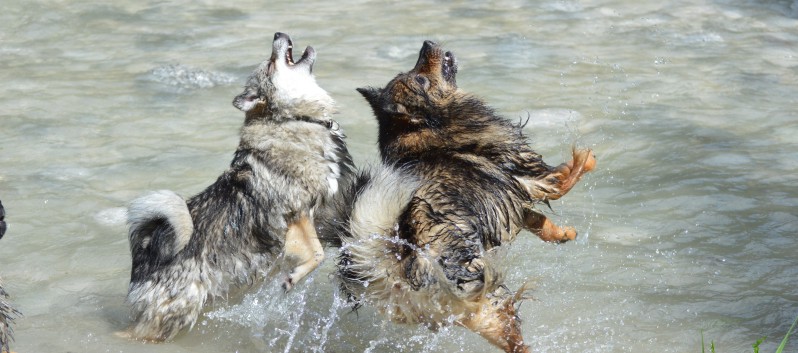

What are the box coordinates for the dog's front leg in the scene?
[523,211,576,243]
[282,215,324,291]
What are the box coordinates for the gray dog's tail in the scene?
[125,190,204,341]
[127,190,194,260]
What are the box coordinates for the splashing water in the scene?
[147,64,237,90]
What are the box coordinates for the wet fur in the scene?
[338,41,594,353]
[0,201,20,353]
[0,280,19,353]
[124,33,354,342]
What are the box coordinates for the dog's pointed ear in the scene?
[233,89,261,112]
[357,87,383,111]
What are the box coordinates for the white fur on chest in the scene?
[271,68,335,117]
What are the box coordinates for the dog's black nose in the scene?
[274,32,287,41]
[422,40,437,51]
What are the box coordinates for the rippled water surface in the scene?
[1,1,797,352]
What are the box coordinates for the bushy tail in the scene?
[127,190,194,259]
[346,166,418,243]
[337,165,420,299]
[125,190,204,341]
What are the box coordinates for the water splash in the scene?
[146,64,236,90]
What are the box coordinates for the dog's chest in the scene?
[242,121,344,196]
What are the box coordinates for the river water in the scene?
[1,1,797,352]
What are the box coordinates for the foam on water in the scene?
[146,64,237,90]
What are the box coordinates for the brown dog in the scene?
[338,41,594,353]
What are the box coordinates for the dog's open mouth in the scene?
[416,40,458,85]
[274,32,315,70]
[283,38,312,66]
[442,50,457,84]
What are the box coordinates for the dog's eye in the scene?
[415,75,428,87]
[246,88,265,102]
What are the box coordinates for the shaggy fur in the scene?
[0,201,20,353]
[124,32,354,342]
[0,280,19,353]
[338,41,595,353]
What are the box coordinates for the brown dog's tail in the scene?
[337,165,420,303]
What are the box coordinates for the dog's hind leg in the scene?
[546,148,596,200]
[459,289,530,353]
[524,211,576,243]
[282,215,324,291]
[123,260,207,342]
[515,148,595,203]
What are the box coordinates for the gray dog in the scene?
[123,32,354,342]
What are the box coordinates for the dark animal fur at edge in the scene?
[0,201,20,353]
